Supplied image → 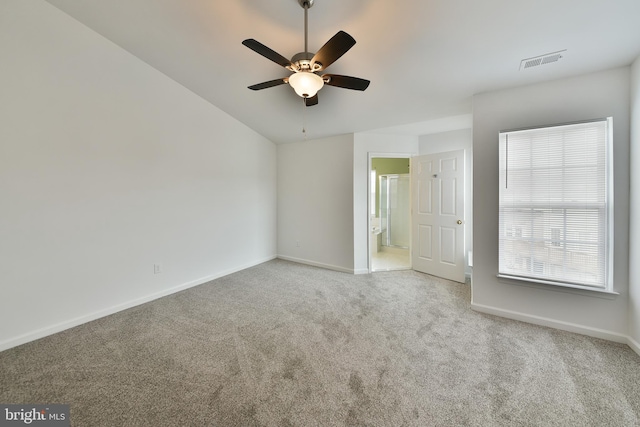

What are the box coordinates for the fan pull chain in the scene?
[302,98,307,140]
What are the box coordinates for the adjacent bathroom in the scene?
[370,158,411,271]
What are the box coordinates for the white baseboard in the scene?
[471,302,629,344]
[0,255,277,353]
[628,336,640,357]
[277,255,354,274]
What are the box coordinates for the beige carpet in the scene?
[1,259,639,426]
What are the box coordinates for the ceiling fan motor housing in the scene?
[290,52,322,72]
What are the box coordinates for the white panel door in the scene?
[411,150,465,283]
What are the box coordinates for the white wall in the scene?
[279,132,419,274]
[419,129,473,276]
[353,133,419,273]
[629,56,640,353]
[472,67,631,341]
[0,0,277,351]
[277,134,355,272]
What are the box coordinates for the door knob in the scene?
[457,220,463,225]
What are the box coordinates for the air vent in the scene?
[519,50,566,71]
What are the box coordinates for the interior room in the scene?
[370,157,411,272]
[1,0,639,425]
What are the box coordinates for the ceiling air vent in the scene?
[519,50,566,71]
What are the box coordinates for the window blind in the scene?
[498,118,611,289]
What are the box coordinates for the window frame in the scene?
[497,117,615,293]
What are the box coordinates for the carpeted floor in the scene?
[1,259,639,426]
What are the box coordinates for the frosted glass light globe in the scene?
[288,71,324,98]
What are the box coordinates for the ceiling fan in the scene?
[242,0,370,107]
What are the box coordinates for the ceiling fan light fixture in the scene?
[242,0,369,106]
[288,71,324,98]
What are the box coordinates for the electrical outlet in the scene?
[154,264,162,274]
[296,241,300,247]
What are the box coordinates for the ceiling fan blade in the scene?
[311,31,356,70]
[248,78,288,91]
[304,94,318,107]
[323,74,370,91]
[242,39,293,69]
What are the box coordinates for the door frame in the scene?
[367,152,417,273]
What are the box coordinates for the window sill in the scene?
[496,274,619,299]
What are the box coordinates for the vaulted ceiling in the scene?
[45,0,640,143]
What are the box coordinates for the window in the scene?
[498,118,612,291]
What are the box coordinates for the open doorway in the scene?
[370,157,411,272]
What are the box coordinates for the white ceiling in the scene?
[45,0,640,144]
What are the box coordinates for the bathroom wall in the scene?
[371,157,410,218]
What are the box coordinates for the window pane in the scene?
[498,119,610,289]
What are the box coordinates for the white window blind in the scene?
[498,118,611,290]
